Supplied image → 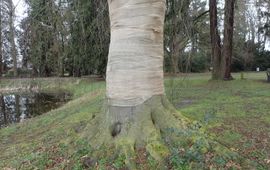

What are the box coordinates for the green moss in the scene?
[146,141,170,161]
[219,130,242,144]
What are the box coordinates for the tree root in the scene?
[80,95,251,169]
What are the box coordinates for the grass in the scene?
[166,72,270,169]
[0,72,269,169]
[0,78,105,169]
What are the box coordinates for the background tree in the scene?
[3,0,269,78]
[21,0,109,77]
[0,0,3,77]
[165,0,209,74]
[233,0,254,71]
[18,17,30,69]
[222,0,235,80]
[66,0,109,76]
[165,0,191,73]
[209,0,236,80]
[209,0,222,79]
[0,0,14,76]
[7,0,17,77]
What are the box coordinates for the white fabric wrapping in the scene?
[106,0,166,106]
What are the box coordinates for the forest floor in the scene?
[0,72,269,169]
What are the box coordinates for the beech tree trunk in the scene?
[209,0,222,80]
[222,0,235,80]
[106,0,165,107]
[84,1,187,166]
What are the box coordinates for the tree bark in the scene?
[209,0,222,80]
[106,0,165,107]
[222,0,235,80]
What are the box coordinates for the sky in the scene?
[13,0,27,20]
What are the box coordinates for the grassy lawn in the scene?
[166,72,270,169]
[0,72,269,169]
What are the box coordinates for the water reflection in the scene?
[0,92,71,128]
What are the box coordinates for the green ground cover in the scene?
[0,72,269,169]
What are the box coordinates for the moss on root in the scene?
[80,95,190,168]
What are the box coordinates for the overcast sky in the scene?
[13,0,27,19]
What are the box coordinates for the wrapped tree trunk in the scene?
[84,0,187,167]
[106,0,165,107]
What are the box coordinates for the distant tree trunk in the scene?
[262,16,269,50]
[187,35,198,72]
[7,0,17,77]
[222,0,235,80]
[250,19,256,43]
[209,0,222,79]
[32,66,38,77]
[0,5,3,77]
[59,34,65,77]
[171,0,179,74]
[171,35,180,74]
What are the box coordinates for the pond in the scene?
[0,92,72,128]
